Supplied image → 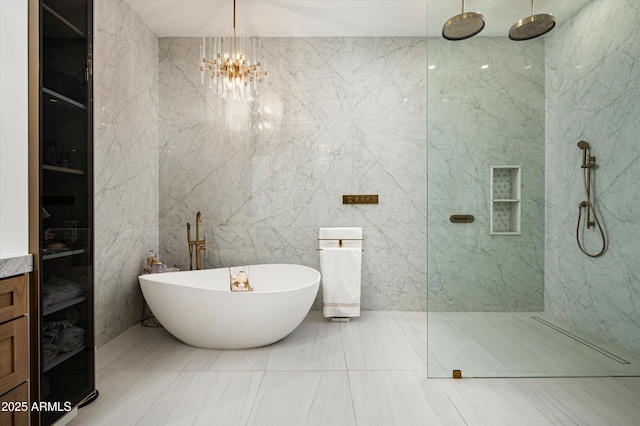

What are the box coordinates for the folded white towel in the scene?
[321,247,362,318]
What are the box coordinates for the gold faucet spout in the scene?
[196,211,202,242]
[188,211,205,270]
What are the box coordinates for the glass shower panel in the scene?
[426,0,640,378]
[427,32,546,377]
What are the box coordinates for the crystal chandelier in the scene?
[200,0,268,100]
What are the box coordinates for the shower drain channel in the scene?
[531,316,631,365]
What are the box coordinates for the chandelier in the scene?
[200,0,268,100]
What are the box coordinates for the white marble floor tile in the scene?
[439,378,575,426]
[182,312,346,371]
[264,311,347,371]
[341,312,427,371]
[126,334,202,371]
[533,313,640,375]
[96,368,116,381]
[96,324,159,369]
[525,377,640,426]
[349,371,464,426]
[68,370,180,426]
[76,312,640,426]
[137,371,264,426]
[247,371,356,426]
[615,376,640,394]
[437,313,576,374]
[428,312,640,377]
[490,313,640,374]
[183,346,271,371]
[98,325,175,370]
[427,312,507,376]
[392,311,427,364]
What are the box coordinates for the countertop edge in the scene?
[0,254,34,278]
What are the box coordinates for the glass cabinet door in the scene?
[37,0,95,424]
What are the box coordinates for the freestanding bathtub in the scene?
[138,264,320,349]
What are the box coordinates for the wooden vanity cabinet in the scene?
[0,275,29,426]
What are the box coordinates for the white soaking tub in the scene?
[138,264,320,349]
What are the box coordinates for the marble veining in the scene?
[545,0,640,355]
[427,37,545,312]
[158,37,427,311]
[94,0,159,346]
[0,254,32,279]
[70,312,640,426]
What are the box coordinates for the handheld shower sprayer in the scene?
[575,140,606,257]
[577,140,595,169]
[577,140,589,163]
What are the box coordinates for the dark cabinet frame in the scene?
[28,1,96,424]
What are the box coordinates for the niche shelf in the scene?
[490,166,521,235]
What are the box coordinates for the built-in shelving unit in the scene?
[42,164,85,175]
[44,346,87,372]
[490,166,521,235]
[42,248,87,261]
[43,87,86,109]
[43,296,87,317]
[30,0,96,424]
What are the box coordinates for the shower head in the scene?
[442,0,485,41]
[509,0,555,41]
[577,141,590,150]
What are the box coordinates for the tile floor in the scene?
[68,311,640,426]
[428,312,640,377]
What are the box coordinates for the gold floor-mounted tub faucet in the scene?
[187,211,206,270]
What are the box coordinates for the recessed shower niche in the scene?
[490,166,521,235]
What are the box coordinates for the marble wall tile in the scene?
[352,37,427,123]
[158,38,206,122]
[427,37,545,312]
[159,37,427,311]
[94,0,159,346]
[545,0,640,355]
[277,38,354,121]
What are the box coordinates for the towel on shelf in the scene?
[43,343,59,364]
[42,276,84,307]
[57,326,85,352]
[318,227,363,318]
[42,327,59,344]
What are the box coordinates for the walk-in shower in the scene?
[427,0,640,378]
[576,141,606,257]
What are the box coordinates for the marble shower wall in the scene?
[427,38,545,312]
[545,0,640,354]
[159,37,427,311]
[94,0,159,346]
